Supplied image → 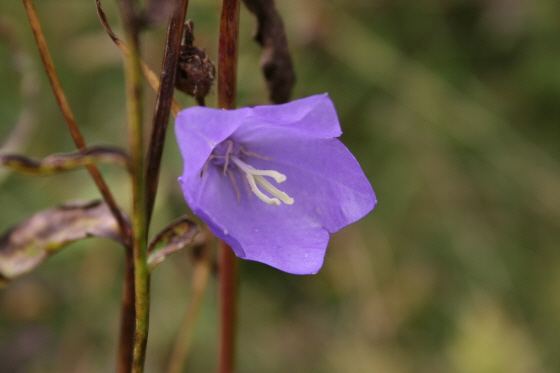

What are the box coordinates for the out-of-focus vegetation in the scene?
[1,0,560,372]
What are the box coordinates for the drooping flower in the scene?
[175,94,376,274]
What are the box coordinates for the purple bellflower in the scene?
[175,94,376,274]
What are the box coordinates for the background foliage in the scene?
[1,0,560,372]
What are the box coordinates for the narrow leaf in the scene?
[0,200,127,284]
[96,0,182,115]
[147,217,200,271]
[0,145,130,175]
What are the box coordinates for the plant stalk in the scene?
[167,233,212,373]
[217,1,241,371]
[117,247,136,372]
[117,1,150,372]
[145,0,189,224]
[218,240,238,373]
[217,0,241,110]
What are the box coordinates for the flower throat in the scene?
[207,139,294,206]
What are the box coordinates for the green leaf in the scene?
[0,200,127,284]
[0,145,130,175]
[147,217,200,272]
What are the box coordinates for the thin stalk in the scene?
[145,0,189,224]
[96,0,182,116]
[218,240,238,373]
[22,0,130,244]
[117,1,150,372]
[217,0,241,370]
[217,0,241,110]
[117,248,135,373]
[167,237,212,373]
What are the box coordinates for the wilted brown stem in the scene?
[22,0,131,245]
[145,0,190,224]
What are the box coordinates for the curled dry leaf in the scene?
[147,216,200,271]
[0,145,130,175]
[0,200,128,284]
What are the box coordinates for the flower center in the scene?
[210,139,294,206]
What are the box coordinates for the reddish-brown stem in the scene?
[217,0,241,371]
[218,240,238,373]
[218,0,241,110]
[144,0,189,223]
[22,0,131,245]
[117,248,135,373]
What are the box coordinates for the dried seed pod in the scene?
[175,20,215,105]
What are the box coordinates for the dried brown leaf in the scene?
[147,217,200,271]
[0,200,128,284]
[0,146,130,175]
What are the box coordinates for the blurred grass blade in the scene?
[147,217,199,271]
[96,0,182,116]
[0,200,128,284]
[0,145,130,175]
[167,228,213,373]
[0,19,40,155]
[144,0,176,26]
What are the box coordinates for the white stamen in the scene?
[245,173,281,205]
[230,156,294,205]
[254,175,294,204]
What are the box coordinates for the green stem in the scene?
[217,0,241,371]
[118,1,150,372]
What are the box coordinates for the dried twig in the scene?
[22,0,131,245]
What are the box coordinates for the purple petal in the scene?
[175,106,250,179]
[238,126,376,233]
[243,93,342,138]
[180,164,329,274]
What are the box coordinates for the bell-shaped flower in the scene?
[175,94,376,274]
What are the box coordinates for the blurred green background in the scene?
[2,0,560,372]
